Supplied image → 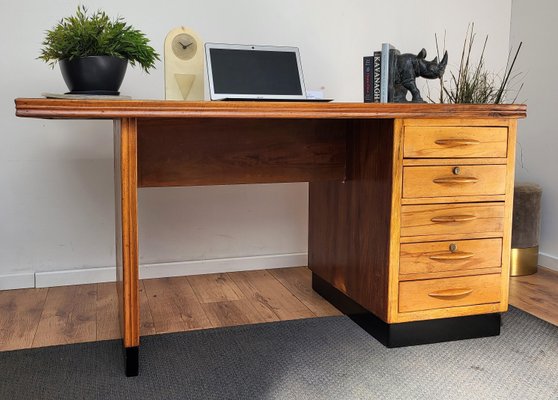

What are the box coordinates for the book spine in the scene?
[363,56,373,103]
[387,48,400,102]
[380,43,391,103]
[373,51,381,103]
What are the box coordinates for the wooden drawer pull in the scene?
[429,251,475,261]
[435,138,481,146]
[433,176,479,185]
[428,288,473,298]
[431,214,477,223]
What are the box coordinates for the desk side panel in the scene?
[136,118,347,187]
[114,119,140,351]
[309,119,394,321]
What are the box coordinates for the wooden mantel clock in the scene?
[164,27,204,100]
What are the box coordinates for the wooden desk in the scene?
[15,99,526,376]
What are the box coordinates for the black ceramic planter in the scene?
[59,56,128,95]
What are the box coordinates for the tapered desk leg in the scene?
[114,118,140,377]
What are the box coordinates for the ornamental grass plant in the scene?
[432,24,523,104]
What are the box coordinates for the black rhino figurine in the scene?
[393,49,448,103]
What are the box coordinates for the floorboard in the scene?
[270,267,343,317]
[139,281,157,336]
[509,267,558,326]
[32,285,97,348]
[0,288,48,351]
[96,282,120,341]
[143,276,212,334]
[187,273,245,304]
[229,270,316,321]
[201,299,274,328]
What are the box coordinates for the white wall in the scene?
[0,0,513,288]
[511,0,558,271]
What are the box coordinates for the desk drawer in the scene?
[404,126,508,158]
[403,165,507,198]
[400,203,505,237]
[400,238,502,276]
[399,274,501,313]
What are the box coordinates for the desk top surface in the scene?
[15,98,527,120]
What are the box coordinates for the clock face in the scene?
[171,33,198,61]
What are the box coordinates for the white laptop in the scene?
[205,43,331,101]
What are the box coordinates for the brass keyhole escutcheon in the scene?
[453,167,461,175]
[449,243,458,252]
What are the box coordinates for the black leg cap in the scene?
[125,346,139,377]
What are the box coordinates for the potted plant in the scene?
[431,24,523,104]
[39,6,159,95]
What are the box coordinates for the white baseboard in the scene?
[0,272,35,290]
[539,252,558,272]
[35,266,116,288]
[33,253,308,288]
[140,253,307,280]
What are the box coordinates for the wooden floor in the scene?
[509,266,558,326]
[0,266,556,352]
[0,267,341,351]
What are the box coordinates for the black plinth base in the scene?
[312,273,501,347]
[124,346,139,377]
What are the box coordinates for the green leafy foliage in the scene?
[39,6,160,73]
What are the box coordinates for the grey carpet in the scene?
[1,307,557,400]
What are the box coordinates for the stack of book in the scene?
[363,43,400,103]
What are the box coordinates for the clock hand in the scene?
[178,41,194,50]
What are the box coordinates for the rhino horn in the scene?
[440,51,448,68]
[417,49,427,59]
[431,56,438,64]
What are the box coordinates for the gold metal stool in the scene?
[510,246,539,276]
[510,183,542,277]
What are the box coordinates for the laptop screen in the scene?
[206,44,307,100]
